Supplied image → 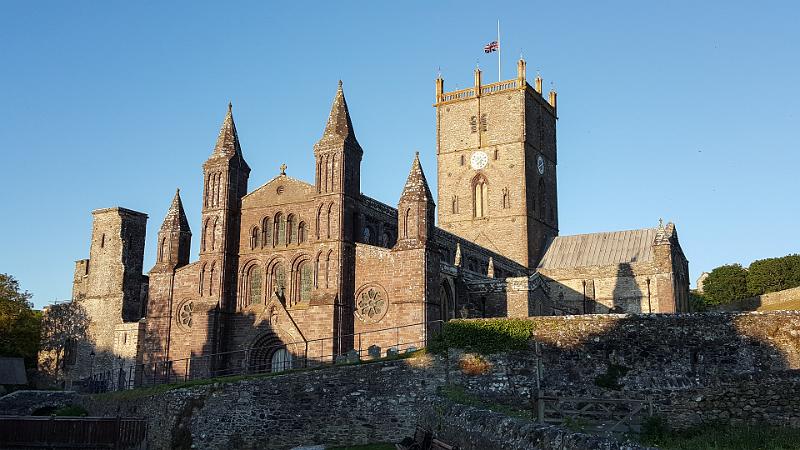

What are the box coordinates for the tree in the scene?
[747,254,800,296]
[0,273,41,368]
[702,264,749,305]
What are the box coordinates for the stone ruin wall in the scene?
[64,311,800,449]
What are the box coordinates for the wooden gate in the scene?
[533,394,653,433]
[0,416,147,449]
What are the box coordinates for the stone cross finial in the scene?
[658,218,664,228]
[280,163,287,175]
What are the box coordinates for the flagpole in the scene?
[497,20,501,82]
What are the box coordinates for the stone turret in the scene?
[395,152,435,250]
[152,189,191,272]
[314,81,363,198]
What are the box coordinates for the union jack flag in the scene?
[484,41,499,53]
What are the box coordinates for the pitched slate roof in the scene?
[537,228,658,269]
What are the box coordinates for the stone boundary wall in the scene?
[8,311,799,447]
[452,311,800,429]
[711,286,800,311]
[419,400,649,450]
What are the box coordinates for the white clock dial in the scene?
[537,155,545,175]
[470,151,488,170]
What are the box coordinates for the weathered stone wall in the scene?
[419,400,647,450]
[711,285,800,312]
[84,357,446,450]
[449,312,800,429]
[73,311,800,449]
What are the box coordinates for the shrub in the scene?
[747,254,800,296]
[702,264,749,305]
[50,405,88,417]
[432,319,534,354]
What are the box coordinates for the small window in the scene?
[298,222,306,244]
[100,234,106,249]
[250,227,260,250]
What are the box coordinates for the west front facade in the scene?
[39,59,689,389]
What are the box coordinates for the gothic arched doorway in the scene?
[249,332,290,374]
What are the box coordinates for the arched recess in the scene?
[438,281,455,322]
[274,212,284,246]
[241,260,263,309]
[261,217,271,248]
[291,256,313,307]
[267,257,287,303]
[248,331,293,373]
[472,174,488,218]
[250,226,260,250]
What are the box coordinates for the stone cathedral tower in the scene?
[435,59,559,268]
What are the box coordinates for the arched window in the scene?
[325,250,333,289]
[159,237,168,262]
[314,252,323,288]
[274,213,284,246]
[248,265,262,307]
[323,156,329,192]
[261,217,271,248]
[201,220,208,251]
[451,196,458,214]
[210,218,218,250]
[315,206,322,239]
[362,226,372,244]
[298,222,306,244]
[271,263,286,301]
[287,214,297,244]
[316,161,321,193]
[250,226,259,250]
[381,231,392,248]
[473,175,488,218]
[326,203,333,239]
[295,261,313,305]
[199,264,206,295]
[403,208,411,239]
[330,154,336,191]
[209,262,216,296]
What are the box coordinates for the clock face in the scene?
[470,151,488,170]
[537,155,545,175]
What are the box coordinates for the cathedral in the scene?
[44,59,689,388]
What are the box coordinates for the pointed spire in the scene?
[400,152,433,202]
[316,81,359,150]
[454,243,462,267]
[212,102,243,158]
[487,257,495,278]
[161,188,191,233]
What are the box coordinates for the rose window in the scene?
[178,301,194,329]
[355,284,389,324]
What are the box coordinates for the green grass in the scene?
[438,384,530,420]
[93,349,428,401]
[639,421,800,449]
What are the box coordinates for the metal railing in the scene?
[81,320,444,393]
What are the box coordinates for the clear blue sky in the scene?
[1,1,798,309]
